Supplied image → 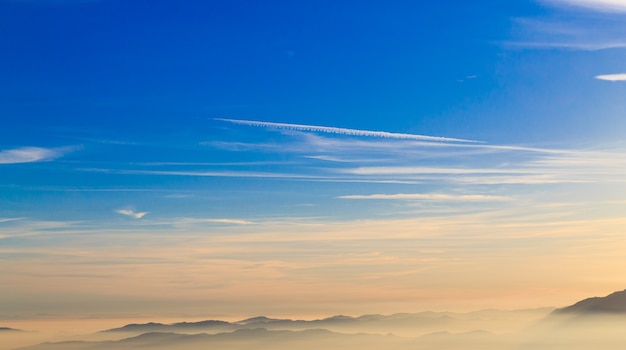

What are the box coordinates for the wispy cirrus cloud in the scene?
[338,193,510,201]
[337,148,626,185]
[174,218,253,225]
[0,218,24,224]
[542,0,626,12]
[215,118,481,143]
[595,73,626,81]
[509,1,626,50]
[85,168,323,180]
[509,16,626,51]
[115,209,149,219]
[82,128,626,187]
[0,147,65,164]
[342,166,526,176]
[209,130,557,161]
[0,219,81,239]
[7,0,100,5]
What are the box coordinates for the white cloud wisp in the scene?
[0,147,63,164]
[511,4,626,50]
[115,209,149,219]
[595,73,626,81]
[544,0,626,12]
[338,193,510,201]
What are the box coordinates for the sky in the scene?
[2,0,626,321]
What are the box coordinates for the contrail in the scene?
[215,118,482,143]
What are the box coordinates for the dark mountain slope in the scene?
[553,289,626,314]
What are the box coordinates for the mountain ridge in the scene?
[102,308,550,335]
[553,289,626,315]
[0,327,22,332]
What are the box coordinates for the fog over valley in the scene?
[4,290,626,350]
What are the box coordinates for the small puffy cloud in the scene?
[0,147,62,164]
[595,73,626,81]
[115,209,149,219]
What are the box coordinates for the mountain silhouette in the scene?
[0,327,22,332]
[16,309,555,350]
[553,289,626,314]
[19,328,407,350]
[236,316,287,324]
[102,309,548,337]
[104,320,233,333]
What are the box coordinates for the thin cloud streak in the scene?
[510,7,626,51]
[338,193,511,201]
[595,73,626,81]
[216,118,482,143]
[84,168,324,179]
[305,155,362,163]
[296,131,567,156]
[0,220,82,239]
[78,168,429,184]
[342,166,530,176]
[300,133,557,154]
[505,40,626,50]
[209,132,562,158]
[8,0,101,5]
[175,218,253,225]
[78,144,626,186]
[0,218,24,224]
[543,0,626,12]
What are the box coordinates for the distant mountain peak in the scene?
[553,289,626,314]
[103,320,232,333]
[323,315,354,321]
[0,326,22,332]
[236,316,283,324]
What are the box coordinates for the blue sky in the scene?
[2,0,626,319]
